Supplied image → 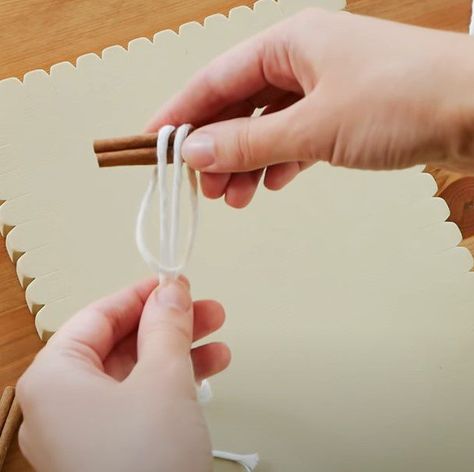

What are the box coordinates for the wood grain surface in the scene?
[0,0,472,469]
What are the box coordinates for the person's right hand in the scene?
[147,8,474,208]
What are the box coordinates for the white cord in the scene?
[135,125,258,470]
[158,125,174,273]
[470,0,474,35]
[136,124,197,280]
[197,379,213,404]
[212,451,260,472]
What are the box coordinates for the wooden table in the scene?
[0,0,471,469]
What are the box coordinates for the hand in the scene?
[16,278,230,472]
[147,8,474,208]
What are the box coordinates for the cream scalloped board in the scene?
[0,0,344,332]
[2,1,474,470]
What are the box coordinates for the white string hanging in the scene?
[136,124,197,280]
[470,0,474,35]
[213,451,260,472]
[135,124,259,471]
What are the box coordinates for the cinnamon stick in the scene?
[93,133,158,153]
[0,388,14,435]
[97,148,172,167]
[0,389,22,470]
[93,129,193,168]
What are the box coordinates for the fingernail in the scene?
[155,281,191,312]
[182,133,215,169]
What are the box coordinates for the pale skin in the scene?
[18,8,474,472]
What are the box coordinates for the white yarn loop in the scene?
[158,125,174,272]
[136,124,197,280]
[135,124,259,470]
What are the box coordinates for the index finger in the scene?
[145,24,299,131]
[48,278,158,364]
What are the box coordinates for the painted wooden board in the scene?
[2,0,474,470]
[0,0,344,336]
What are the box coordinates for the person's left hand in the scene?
[16,277,230,472]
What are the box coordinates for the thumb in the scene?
[136,279,193,376]
[182,104,307,173]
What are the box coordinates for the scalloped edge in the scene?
[0,0,346,85]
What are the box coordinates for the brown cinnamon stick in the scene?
[0,388,22,470]
[0,388,14,435]
[93,129,193,168]
[94,133,158,153]
[97,148,172,167]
